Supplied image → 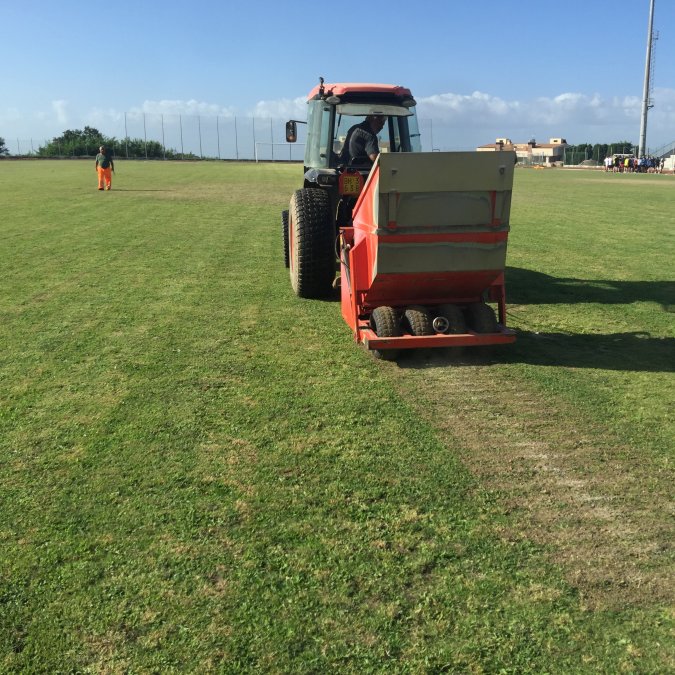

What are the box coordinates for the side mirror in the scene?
[286,121,297,143]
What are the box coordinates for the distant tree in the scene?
[37,128,185,159]
[120,137,180,159]
[591,141,636,161]
[565,140,637,164]
[0,137,8,156]
[123,137,162,158]
[38,126,107,156]
[608,140,636,155]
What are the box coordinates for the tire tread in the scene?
[289,189,334,298]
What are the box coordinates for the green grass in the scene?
[0,160,672,672]
[505,170,673,455]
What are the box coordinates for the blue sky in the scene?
[2,0,674,153]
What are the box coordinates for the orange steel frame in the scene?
[339,225,516,352]
[339,152,517,352]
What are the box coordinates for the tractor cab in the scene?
[286,81,422,210]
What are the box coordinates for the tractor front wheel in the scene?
[289,189,334,298]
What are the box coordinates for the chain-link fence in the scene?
[8,113,438,160]
[563,150,591,165]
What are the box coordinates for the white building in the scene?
[477,137,568,166]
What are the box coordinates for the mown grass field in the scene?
[0,159,673,672]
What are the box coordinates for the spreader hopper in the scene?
[340,151,517,358]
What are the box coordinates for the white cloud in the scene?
[52,100,69,125]
[34,99,70,125]
[416,90,631,127]
[0,107,21,125]
[5,88,674,152]
[87,107,125,128]
[417,91,521,123]
[412,88,675,147]
[250,97,306,120]
[128,99,236,118]
[654,86,675,108]
[247,89,675,148]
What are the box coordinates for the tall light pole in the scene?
[638,0,656,158]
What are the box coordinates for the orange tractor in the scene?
[283,80,516,359]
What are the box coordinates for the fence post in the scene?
[143,113,148,159]
[179,114,184,159]
[161,114,166,159]
[198,115,203,159]
[235,117,239,160]
[216,116,221,159]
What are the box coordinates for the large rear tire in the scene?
[289,189,334,298]
[370,306,401,361]
[282,209,289,268]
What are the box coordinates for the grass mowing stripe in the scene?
[0,160,672,672]
[393,352,673,607]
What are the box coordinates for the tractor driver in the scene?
[344,114,386,165]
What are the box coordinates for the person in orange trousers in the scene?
[95,145,115,190]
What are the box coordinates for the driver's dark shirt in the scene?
[348,121,379,163]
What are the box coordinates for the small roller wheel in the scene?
[370,306,401,360]
[435,304,467,334]
[404,305,433,336]
[466,302,498,333]
[282,210,289,268]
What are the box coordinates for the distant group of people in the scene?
[603,155,665,173]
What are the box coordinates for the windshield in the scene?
[304,101,422,169]
[335,103,413,117]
